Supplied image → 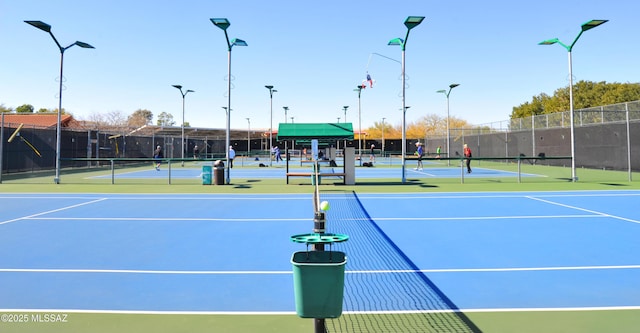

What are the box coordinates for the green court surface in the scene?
[2,310,640,333]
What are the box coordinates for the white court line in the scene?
[349,191,640,200]
[527,196,640,225]
[2,306,640,315]
[2,264,639,275]
[0,198,108,226]
[23,217,309,222]
[372,214,603,221]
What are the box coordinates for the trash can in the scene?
[202,165,212,185]
[213,160,225,185]
[291,251,347,318]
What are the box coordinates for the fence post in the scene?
[626,102,632,181]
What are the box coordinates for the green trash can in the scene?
[291,251,346,318]
[202,165,212,185]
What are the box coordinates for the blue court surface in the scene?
[1,190,639,314]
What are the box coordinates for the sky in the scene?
[1,0,638,133]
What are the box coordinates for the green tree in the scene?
[0,104,12,113]
[156,112,175,126]
[128,109,153,127]
[16,104,34,113]
[37,108,52,113]
[511,81,640,118]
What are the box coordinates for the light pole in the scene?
[539,19,607,182]
[337,117,340,123]
[211,18,247,185]
[354,85,364,165]
[172,85,194,166]
[291,117,294,123]
[388,16,425,183]
[382,117,386,157]
[342,106,349,123]
[283,106,289,123]
[437,83,459,167]
[25,20,94,184]
[265,85,277,166]
[246,118,250,158]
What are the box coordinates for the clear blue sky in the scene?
[1,0,638,132]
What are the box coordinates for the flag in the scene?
[367,73,373,88]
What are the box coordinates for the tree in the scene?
[37,108,52,113]
[511,81,640,118]
[128,109,153,127]
[0,104,12,113]
[156,112,175,126]
[16,104,34,113]
[105,110,127,127]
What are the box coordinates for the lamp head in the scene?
[172,85,183,89]
[387,37,404,46]
[343,106,349,110]
[186,90,195,93]
[581,19,608,32]
[25,20,51,32]
[210,18,230,31]
[436,90,446,94]
[449,83,460,89]
[265,85,274,90]
[404,16,425,30]
[538,38,559,45]
[231,38,247,47]
[74,41,95,49]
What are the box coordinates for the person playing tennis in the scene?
[153,145,163,171]
[414,142,424,171]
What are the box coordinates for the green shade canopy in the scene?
[277,123,354,141]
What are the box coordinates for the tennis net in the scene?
[323,191,480,333]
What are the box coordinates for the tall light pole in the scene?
[354,85,364,165]
[211,18,247,185]
[25,20,94,184]
[283,106,289,123]
[342,106,349,123]
[265,85,277,166]
[382,117,386,157]
[246,118,251,158]
[172,85,194,167]
[437,83,459,167]
[539,19,607,182]
[388,16,425,183]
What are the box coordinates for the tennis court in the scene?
[1,189,639,332]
